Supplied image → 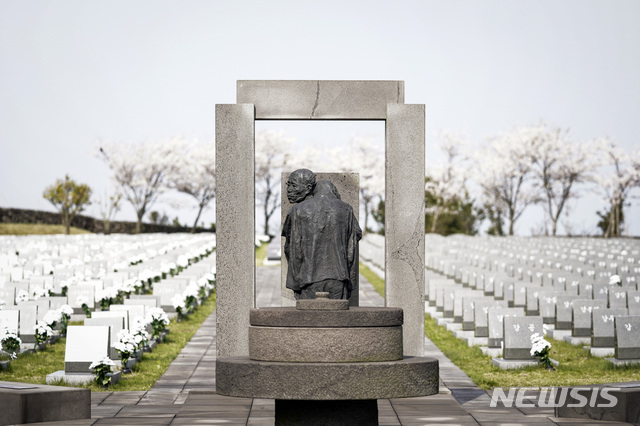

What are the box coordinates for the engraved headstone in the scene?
[572,299,607,337]
[0,310,19,334]
[614,316,640,359]
[592,308,628,348]
[487,307,525,348]
[503,316,544,360]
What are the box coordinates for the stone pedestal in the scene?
[217,295,439,424]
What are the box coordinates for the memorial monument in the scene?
[215,80,436,424]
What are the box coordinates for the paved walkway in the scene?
[38,266,634,425]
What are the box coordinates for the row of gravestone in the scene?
[0,233,216,291]
[427,234,639,285]
[424,236,640,366]
[0,234,215,349]
[46,256,216,385]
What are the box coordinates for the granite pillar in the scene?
[215,104,256,357]
[385,104,426,357]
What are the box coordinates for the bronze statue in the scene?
[282,169,362,300]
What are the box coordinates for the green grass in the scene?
[255,241,270,266]
[0,294,216,391]
[425,313,640,390]
[359,262,385,296]
[359,265,640,389]
[0,223,91,235]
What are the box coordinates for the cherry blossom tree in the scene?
[328,136,384,233]
[527,124,603,236]
[97,189,122,235]
[98,138,184,234]
[472,126,539,235]
[169,140,216,233]
[426,130,469,233]
[595,140,640,237]
[255,130,294,236]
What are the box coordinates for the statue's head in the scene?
[314,180,341,200]
[287,169,316,203]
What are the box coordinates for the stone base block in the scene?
[463,336,488,347]
[590,347,615,357]
[275,399,378,425]
[453,330,474,340]
[249,326,402,363]
[46,370,121,386]
[445,322,462,332]
[480,347,503,357]
[492,358,558,370]
[547,329,572,340]
[0,380,90,425]
[436,317,453,326]
[554,382,640,423]
[563,336,591,345]
[216,356,438,400]
[605,358,640,366]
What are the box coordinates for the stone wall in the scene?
[0,207,207,234]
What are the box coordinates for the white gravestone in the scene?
[64,325,111,373]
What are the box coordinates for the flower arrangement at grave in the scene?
[58,304,73,335]
[90,356,115,387]
[161,262,177,278]
[610,275,622,286]
[1,328,21,360]
[115,330,137,373]
[530,333,554,370]
[183,281,200,313]
[32,287,48,300]
[33,321,53,349]
[145,307,170,339]
[177,255,189,273]
[76,296,91,318]
[43,309,62,330]
[16,290,29,303]
[96,287,119,311]
[130,319,150,351]
[171,293,187,321]
[197,277,214,300]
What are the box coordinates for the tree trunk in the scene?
[136,212,143,234]
[430,209,440,233]
[191,204,205,234]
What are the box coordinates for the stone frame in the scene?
[216,80,425,357]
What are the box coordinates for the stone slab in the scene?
[0,380,90,425]
[237,80,404,120]
[590,347,615,357]
[503,316,543,360]
[492,357,558,370]
[248,326,402,363]
[250,307,402,328]
[480,347,503,357]
[554,382,640,423]
[46,370,121,386]
[216,356,438,400]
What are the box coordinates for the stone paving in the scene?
[36,266,635,425]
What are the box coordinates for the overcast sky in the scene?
[1,0,639,235]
